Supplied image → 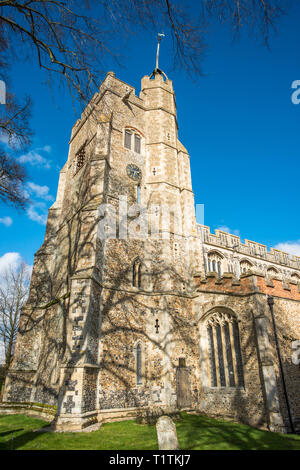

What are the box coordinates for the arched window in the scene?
[240,259,253,274]
[124,129,142,154]
[291,273,300,282]
[132,259,142,288]
[207,251,223,276]
[136,343,142,385]
[267,267,278,278]
[206,311,244,388]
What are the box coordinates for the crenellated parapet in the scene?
[197,224,300,278]
[194,271,300,300]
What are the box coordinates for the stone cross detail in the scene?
[63,395,76,414]
[155,319,160,334]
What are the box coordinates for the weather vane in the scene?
[155,33,165,71]
[150,33,168,80]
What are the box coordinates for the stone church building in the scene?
[2,67,300,432]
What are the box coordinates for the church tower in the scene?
[3,48,300,435]
[3,57,201,429]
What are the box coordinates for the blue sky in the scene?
[0,2,300,271]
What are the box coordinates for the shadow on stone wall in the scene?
[3,139,300,434]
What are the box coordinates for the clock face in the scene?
[126,164,142,181]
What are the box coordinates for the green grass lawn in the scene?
[0,412,299,450]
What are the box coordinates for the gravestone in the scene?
[156,416,179,450]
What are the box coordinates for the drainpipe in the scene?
[267,295,295,433]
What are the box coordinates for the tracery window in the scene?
[206,311,244,388]
[207,252,223,276]
[240,260,253,273]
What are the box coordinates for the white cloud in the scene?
[0,253,32,278]
[26,264,33,277]
[0,132,9,145]
[24,181,53,224]
[216,225,240,237]
[274,240,300,257]
[27,201,48,225]
[38,145,51,153]
[1,137,52,168]
[22,188,30,200]
[0,252,21,275]
[0,216,13,227]
[27,182,54,201]
[18,148,52,169]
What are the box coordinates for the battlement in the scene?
[194,271,300,300]
[197,224,300,270]
[70,71,143,136]
[141,72,174,94]
[69,70,177,144]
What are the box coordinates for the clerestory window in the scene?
[207,252,223,276]
[240,260,253,274]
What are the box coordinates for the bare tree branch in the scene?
[0,1,288,208]
[0,1,288,103]
[0,261,30,371]
[203,0,288,46]
[0,150,28,208]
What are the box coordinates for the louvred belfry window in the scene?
[124,129,142,153]
[125,130,132,149]
[73,145,86,175]
[134,134,141,153]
